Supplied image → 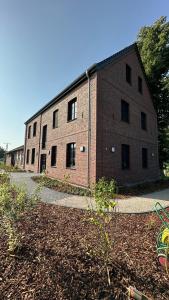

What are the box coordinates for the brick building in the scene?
[24,43,159,187]
[6,145,24,169]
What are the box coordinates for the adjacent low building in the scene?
[24,43,160,187]
[6,145,24,169]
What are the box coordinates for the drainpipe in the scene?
[23,124,27,169]
[38,114,42,173]
[86,69,91,187]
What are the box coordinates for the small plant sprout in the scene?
[88,177,117,286]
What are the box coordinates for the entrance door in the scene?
[40,154,46,173]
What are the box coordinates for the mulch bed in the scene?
[0,203,169,299]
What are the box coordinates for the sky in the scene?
[0,0,169,150]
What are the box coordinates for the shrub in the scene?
[0,181,42,253]
[88,177,117,285]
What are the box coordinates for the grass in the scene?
[0,162,25,173]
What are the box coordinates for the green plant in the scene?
[0,180,43,253]
[88,177,117,285]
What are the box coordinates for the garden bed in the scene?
[0,203,169,299]
[32,175,169,199]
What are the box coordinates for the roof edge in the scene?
[25,64,96,124]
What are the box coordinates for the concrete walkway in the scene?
[10,172,169,214]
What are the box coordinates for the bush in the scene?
[88,177,117,285]
[0,180,42,253]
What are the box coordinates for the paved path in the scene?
[10,172,169,214]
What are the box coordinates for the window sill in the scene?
[67,118,77,123]
[66,167,76,170]
[51,166,57,168]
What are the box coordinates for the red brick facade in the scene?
[24,44,160,187]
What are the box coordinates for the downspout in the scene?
[38,114,42,173]
[23,125,27,169]
[86,69,91,187]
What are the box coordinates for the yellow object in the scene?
[162,228,169,244]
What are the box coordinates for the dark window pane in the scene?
[26,149,30,164]
[138,76,143,94]
[66,143,76,167]
[126,64,132,84]
[42,125,47,149]
[33,122,37,137]
[51,146,57,166]
[141,112,147,130]
[122,144,130,169]
[142,148,148,168]
[68,98,77,121]
[121,100,129,123]
[31,148,35,164]
[53,110,58,128]
[28,126,31,139]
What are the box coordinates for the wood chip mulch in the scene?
[0,203,169,300]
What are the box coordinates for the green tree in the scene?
[0,146,5,161]
[137,16,169,169]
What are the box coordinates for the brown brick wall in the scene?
[24,74,97,187]
[96,49,159,185]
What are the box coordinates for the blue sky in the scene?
[0,0,168,150]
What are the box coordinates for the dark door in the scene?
[40,154,46,173]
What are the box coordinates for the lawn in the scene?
[0,202,169,299]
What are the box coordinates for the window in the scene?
[66,143,76,168]
[126,64,132,85]
[141,112,147,130]
[42,125,47,149]
[28,125,31,139]
[33,122,37,137]
[51,146,57,167]
[142,148,148,168]
[26,149,30,164]
[121,144,130,169]
[53,110,58,128]
[138,76,143,94]
[68,98,77,121]
[121,100,129,123]
[31,148,35,164]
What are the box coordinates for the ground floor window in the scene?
[66,143,76,168]
[142,148,148,168]
[121,144,130,169]
[31,148,35,164]
[51,146,57,167]
[26,149,30,164]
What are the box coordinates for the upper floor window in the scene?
[26,149,30,164]
[31,148,35,164]
[66,143,76,168]
[51,146,57,167]
[28,125,31,139]
[142,148,148,168]
[121,100,129,123]
[33,122,37,137]
[138,76,143,94]
[141,112,147,130]
[42,125,47,149]
[68,98,77,121]
[53,110,58,128]
[121,144,130,170]
[126,64,132,85]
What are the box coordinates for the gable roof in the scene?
[7,145,24,154]
[25,43,152,124]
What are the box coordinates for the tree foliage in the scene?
[0,146,5,160]
[137,16,169,168]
